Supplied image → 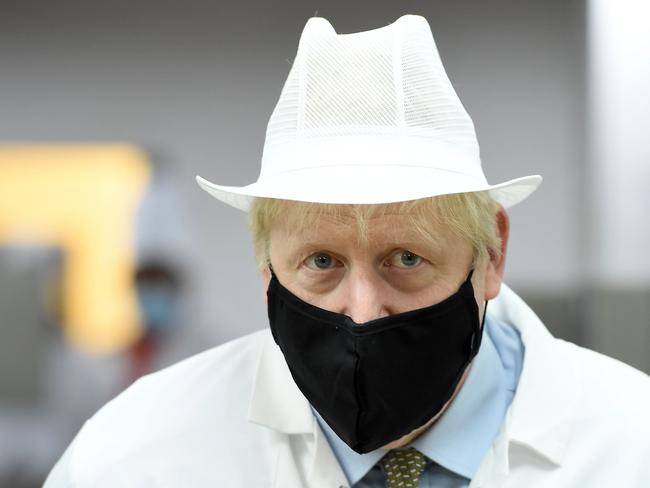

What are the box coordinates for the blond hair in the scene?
[247,192,502,273]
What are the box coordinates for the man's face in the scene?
[261,205,509,448]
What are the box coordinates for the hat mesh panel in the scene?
[264,16,480,159]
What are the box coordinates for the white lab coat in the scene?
[44,284,650,487]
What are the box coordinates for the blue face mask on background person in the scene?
[266,267,487,454]
[137,286,176,332]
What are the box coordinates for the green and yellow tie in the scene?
[379,447,429,488]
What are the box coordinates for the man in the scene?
[46,14,650,487]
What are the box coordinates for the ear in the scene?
[483,206,510,300]
[261,266,271,305]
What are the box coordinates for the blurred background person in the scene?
[125,259,183,389]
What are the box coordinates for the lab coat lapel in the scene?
[248,329,348,488]
[472,284,578,486]
[494,284,578,464]
[247,329,313,434]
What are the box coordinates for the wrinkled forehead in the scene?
[272,200,450,249]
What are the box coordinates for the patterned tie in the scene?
[379,447,429,488]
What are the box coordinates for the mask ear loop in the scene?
[482,300,489,327]
[467,266,488,354]
[476,300,488,351]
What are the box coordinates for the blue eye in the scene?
[306,253,336,270]
[391,250,422,268]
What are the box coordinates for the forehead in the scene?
[272,202,451,250]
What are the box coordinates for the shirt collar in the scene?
[313,314,515,485]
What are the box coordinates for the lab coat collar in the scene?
[248,327,349,487]
[247,329,314,434]
[487,284,578,468]
[248,283,578,484]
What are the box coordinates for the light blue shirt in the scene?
[312,314,524,487]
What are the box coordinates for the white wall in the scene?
[588,0,650,286]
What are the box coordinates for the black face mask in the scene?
[266,267,486,454]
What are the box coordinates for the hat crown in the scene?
[262,15,480,174]
[195,15,542,212]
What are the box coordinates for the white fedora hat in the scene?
[196,14,541,211]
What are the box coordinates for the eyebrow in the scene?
[288,237,446,257]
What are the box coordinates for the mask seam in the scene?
[352,337,364,452]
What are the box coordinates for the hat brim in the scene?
[195,166,542,211]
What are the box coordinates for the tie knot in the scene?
[379,447,428,488]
